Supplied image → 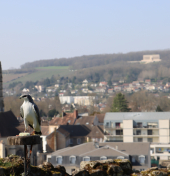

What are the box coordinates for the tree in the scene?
[156,105,163,112]
[48,109,59,118]
[110,93,131,112]
[70,104,74,112]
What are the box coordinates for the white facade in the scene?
[59,96,95,105]
[104,112,170,143]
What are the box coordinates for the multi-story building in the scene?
[104,112,170,143]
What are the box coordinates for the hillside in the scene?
[3,66,70,87]
[20,49,170,70]
[3,49,170,87]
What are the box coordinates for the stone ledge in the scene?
[7,135,40,145]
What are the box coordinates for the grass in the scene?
[36,66,69,69]
[3,66,71,87]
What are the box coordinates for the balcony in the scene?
[133,125,158,129]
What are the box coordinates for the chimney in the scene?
[94,142,99,148]
[62,111,65,119]
[115,146,118,150]
[73,109,78,119]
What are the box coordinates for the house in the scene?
[114,86,122,92]
[35,85,45,92]
[90,83,98,87]
[46,86,56,93]
[22,88,30,93]
[47,142,150,174]
[108,89,114,94]
[54,84,60,88]
[82,88,88,93]
[74,116,98,126]
[95,87,106,93]
[99,82,108,87]
[48,110,79,133]
[119,79,124,83]
[95,114,105,125]
[150,143,170,167]
[145,79,151,84]
[112,82,118,86]
[43,125,104,153]
[104,112,170,143]
[82,79,88,87]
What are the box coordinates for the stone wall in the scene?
[0,156,170,176]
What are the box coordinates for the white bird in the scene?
[20,94,42,135]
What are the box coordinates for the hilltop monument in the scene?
[128,54,161,64]
[0,62,4,112]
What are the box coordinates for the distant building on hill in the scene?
[128,54,161,64]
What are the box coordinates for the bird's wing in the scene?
[32,104,41,125]
[20,105,24,118]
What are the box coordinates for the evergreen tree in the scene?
[156,105,163,112]
[110,93,131,112]
[70,104,74,112]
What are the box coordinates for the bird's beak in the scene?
[19,96,23,99]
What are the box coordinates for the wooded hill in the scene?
[21,49,170,70]
[4,49,170,85]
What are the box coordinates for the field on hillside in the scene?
[3,66,71,87]
[3,73,28,83]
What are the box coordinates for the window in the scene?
[137,122,142,128]
[136,130,141,135]
[100,156,107,160]
[138,138,143,142]
[77,138,81,144]
[47,155,51,162]
[117,156,124,159]
[132,157,135,163]
[139,155,145,164]
[148,138,153,142]
[56,156,62,164]
[70,139,73,144]
[106,122,109,127]
[70,156,76,164]
[83,156,90,161]
[115,123,120,128]
[148,130,152,135]
[116,130,123,135]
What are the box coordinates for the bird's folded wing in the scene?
[20,105,24,118]
[32,104,41,125]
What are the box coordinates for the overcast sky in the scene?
[0,0,170,70]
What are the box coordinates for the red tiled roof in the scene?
[95,114,105,123]
[49,112,76,126]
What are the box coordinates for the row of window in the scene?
[47,155,145,165]
[137,138,153,142]
[69,138,81,145]
[55,156,125,164]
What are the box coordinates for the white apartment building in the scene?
[59,96,95,106]
[104,112,170,143]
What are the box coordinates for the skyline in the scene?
[0,0,170,70]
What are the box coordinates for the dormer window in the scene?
[56,156,62,164]
[139,155,145,164]
[100,156,107,160]
[77,138,81,144]
[83,156,90,161]
[70,155,76,164]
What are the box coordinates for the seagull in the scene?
[20,94,42,135]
